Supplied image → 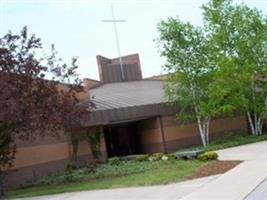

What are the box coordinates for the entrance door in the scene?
[104,123,140,157]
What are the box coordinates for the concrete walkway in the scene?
[217,140,267,161]
[180,141,267,200]
[245,177,267,200]
[180,160,267,200]
[18,175,220,200]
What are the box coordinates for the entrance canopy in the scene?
[81,80,178,127]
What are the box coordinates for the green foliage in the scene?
[65,162,77,182]
[87,128,101,159]
[149,153,164,161]
[197,151,218,161]
[136,153,176,162]
[85,163,96,174]
[157,0,267,141]
[157,18,218,118]
[108,157,120,166]
[8,160,205,198]
[136,154,149,162]
[0,126,16,170]
[166,153,176,161]
[152,153,164,158]
[0,126,16,196]
[157,17,220,147]
[70,133,79,161]
[202,0,267,135]
[37,160,170,185]
[65,162,77,172]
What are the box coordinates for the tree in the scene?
[202,0,267,135]
[87,128,101,161]
[157,19,222,147]
[0,27,88,195]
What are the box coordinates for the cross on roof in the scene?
[102,5,126,80]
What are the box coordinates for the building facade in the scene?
[6,53,255,189]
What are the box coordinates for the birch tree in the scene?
[157,19,223,147]
[203,0,267,135]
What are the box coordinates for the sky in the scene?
[1,0,267,80]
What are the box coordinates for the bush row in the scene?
[108,151,218,165]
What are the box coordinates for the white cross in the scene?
[102,4,126,80]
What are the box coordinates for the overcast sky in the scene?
[1,0,266,80]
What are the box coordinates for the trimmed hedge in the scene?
[197,151,218,161]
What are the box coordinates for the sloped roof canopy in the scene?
[82,80,178,127]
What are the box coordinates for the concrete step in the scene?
[180,160,267,200]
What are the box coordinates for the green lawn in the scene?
[7,160,205,199]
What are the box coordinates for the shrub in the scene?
[162,155,168,161]
[87,129,101,160]
[65,161,77,181]
[108,157,120,165]
[65,161,77,172]
[148,156,156,161]
[136,154,149,162]
[85,163,96,174]
[197,151,218,161]
[166,153,176,160]
[149,153,164,161]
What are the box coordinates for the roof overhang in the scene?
[80,102,178,127]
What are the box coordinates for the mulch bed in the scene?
[187,160,242,180]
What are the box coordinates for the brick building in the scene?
[6,53,250,188]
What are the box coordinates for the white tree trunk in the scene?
[196,116,210,147]
[248,76,266,136]
[247,112,255,135]
[247,111,264,136]
[190,82,211,147]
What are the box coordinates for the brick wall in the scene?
[137,115,248,153]
[6,114,249,189]
[137,118,164,153]
[5,128,107,189]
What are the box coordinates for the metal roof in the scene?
[78,80,179,127]
[90,80,166,111]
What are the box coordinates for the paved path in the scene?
[18,175,220,200]
[245,178,267,200]
[217,140,267,161]
[181,141,267,200]
[180,160,267,200]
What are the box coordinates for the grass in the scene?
[7,160,205,199]
[177,133,267,152]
